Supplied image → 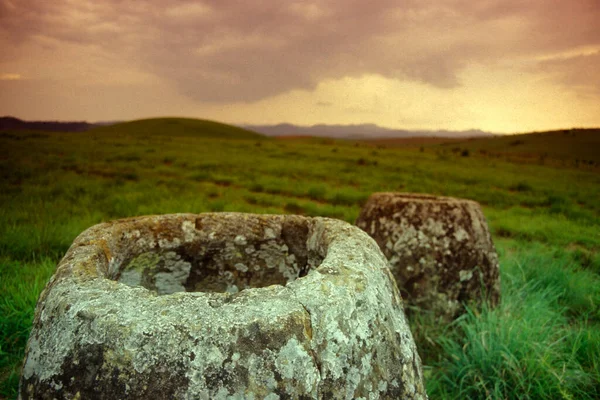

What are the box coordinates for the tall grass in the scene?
[0,257,57,397]
[427,242,600,399]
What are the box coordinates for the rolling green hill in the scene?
[90,117,266,140]
[438,128,600,168]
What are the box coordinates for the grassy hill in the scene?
[90,117,266,140]
[1,122,599,398]
[436,128,600,169]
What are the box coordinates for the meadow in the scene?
[1,118,599,399]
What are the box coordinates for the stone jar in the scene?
[356,193,500,322]
[20,213,427,400]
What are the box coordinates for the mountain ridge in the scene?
[1,116,496,139]
[0,116,93,132]
[242,123,497,139]
[4,117,596,143]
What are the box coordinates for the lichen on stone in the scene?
[356,192,500,322]
[20,213,428,399]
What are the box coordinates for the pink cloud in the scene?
[1,0,599,102]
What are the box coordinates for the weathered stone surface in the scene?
[356,193,500,321]
[20,213,427,399]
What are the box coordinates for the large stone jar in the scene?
[356,193,500,321]
[20,213,427,399]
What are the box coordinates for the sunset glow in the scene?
[1,0,599,133]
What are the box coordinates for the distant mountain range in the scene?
[0,116,94,132]
[243,123,497,139]
[1,116,496,139]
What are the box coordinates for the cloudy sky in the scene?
[1,0,599,133]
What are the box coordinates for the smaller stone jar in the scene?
[357,193,500,321]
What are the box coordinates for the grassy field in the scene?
[1,118,599,398]
[437,128,600,170]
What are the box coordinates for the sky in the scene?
[1,0,599,133]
